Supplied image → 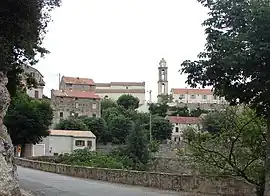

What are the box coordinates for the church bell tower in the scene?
[157,58,168,102]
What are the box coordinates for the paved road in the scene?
[18,167,181,196]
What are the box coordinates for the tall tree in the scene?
[150,116,173,141]
[4,92,53,157]
[183,107,266,196]
[180,1,270,194]
[148,102,168,117]
[117,94,140,110]
[0,0,60,194]
[101,98,117,114]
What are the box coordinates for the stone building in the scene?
[59,76,96,92]
[51,89,101,127]
[95,82,146,104]
[23,65,45,99]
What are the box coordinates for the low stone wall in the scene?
[15,158,256,196]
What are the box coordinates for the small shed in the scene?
[32,129,96,156]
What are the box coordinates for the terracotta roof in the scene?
[62,76,95,85]
[95,89,145,93]
[168,116,200,124]
[52,90,100,99]
[171,88,213,95]
[95,82,145,87]
[49,130,96,138]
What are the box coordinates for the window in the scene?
[30,72,35,77]
[202,95,207,99]
[34,90,39,99]
[175,127,179,133]
[59,112,63,118]
[87,141,92,148]
[92,113,96,117]
[92,102,97,110]
[190,95,196,99]
[75,140,85,147]
[175,123,178,126]
[104,95,108,99]
[75,102,79,108]
[126,86,128,89]
[75,113,79,117]
[179,94,185,99]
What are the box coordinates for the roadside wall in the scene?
[15,158,256,196]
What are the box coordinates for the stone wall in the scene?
[15,157,256,196]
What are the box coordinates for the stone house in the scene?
[22,65,45,99]
[167,116,200,144]
[95,82,146,105]
[60,76,96,92]
[51,89,101,127]
[25,130,96,157]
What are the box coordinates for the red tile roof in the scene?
[171,88,213,95]
[62,76,95,85]
[168,116,200,124]
[52,90,100,99]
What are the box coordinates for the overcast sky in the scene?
[36,0,208,100]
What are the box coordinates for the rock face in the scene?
[0,72,21,196]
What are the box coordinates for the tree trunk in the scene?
[0,72,21,196]
[264,114,270,196]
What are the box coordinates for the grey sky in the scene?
[36,0,208,100]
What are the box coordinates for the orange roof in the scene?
[171,88,213,95]
[62,76,95,85]
[52,90,100,99]
[168,116,200,124]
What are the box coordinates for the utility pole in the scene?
[58,73,61,90]
[148,90,152,142]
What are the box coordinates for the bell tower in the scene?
[157,58,168,102]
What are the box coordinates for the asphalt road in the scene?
[18,167,181,196]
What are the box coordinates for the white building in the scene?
[30,130,96,157]
[95,82,146,104]
[23,65,45,99]
[167,116,200,144]
[170,88,227,105]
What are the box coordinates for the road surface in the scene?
[18,167,181,196]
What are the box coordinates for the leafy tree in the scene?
[150,116,173,141]
[101,98,117,113]
[180,1,270,193]
[102,107,122,123]
[183,107,266,196]
[148,102,168,117]
[55,118,88,131]
[79,116,109,144]
[170,106,190,117]
[107,115,133,144]
[125,121,150,170]
[4,92,53,156]
[190,107,209,117]
[117,94,140,110]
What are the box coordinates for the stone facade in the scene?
[60,76,96,92]
[51,90,101,127]
[23,65,45,99]
[16,157,256,196]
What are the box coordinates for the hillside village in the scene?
[22,58,228,157]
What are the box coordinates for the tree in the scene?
[170,106,190,117]
[107,115,133,144]
[148,102,168,117]
[101,98,117,114]
[125,121,150,170]
[55,118,88,131]
[0,1,60,194]
[180,1,270,194]
[117,94,140,110]
[150,116,173,141]
[4,92,53,156]
[183,107,266,196]
[79,116,109,144]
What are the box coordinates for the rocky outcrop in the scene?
[0,72,21,196]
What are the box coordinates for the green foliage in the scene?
[117,94,140,110]
[150,116,173,141]
[180,0,270,117]
[148,140,160,153]
[55,118,88,131]
[183,107,266,195]
[79,116,109,144]
[101,98,117,114]
[4,92,53,146]
[60,149,126,169]
[148,102,168,117]
[124,122,150,170]
[108,115,133,144]
[0,0,61,97]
